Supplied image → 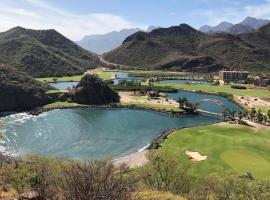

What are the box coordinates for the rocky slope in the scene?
[0,65,50,112]
[104,24,270,73]
[0,27,101,77]
[240,23,270,50]
[227,24,255,35]
[63,74,120,105]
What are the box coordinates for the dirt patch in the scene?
[236,96,270,109]
[185,150,208,162]
[119,91,179,108]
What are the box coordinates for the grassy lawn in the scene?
[37,71,112,83]
[37,75,83,83]
[95,71,112,80]
[161,124,270,179]
[154,82,270,98]
[221,150,270,178]
[43,101,79,109]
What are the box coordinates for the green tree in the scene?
[238,111,243,124]
[250,108,257,121]
[267,110,270,124]
[256,109,264,124]
[177,97,188,109]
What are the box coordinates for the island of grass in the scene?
[160,123,270,179]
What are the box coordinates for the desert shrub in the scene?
[231,85,247,89]
[188,173,270,200]
[59,160,136,200]
[0,157,61,198]
[140,150,191,196]
[117,79,142,87]
[217,92,234,101]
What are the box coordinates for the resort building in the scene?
[219,71,249,83]
[254,76,270,87]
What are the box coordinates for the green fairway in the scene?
[221,150,270,178]
[36,71,112,83]
[161,124,270,179]
[154,82,270,98]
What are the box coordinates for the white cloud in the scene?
[0,0,138,40]
[191,0,270,27]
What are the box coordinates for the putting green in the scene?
[221,150,270,179]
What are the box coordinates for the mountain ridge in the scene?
[104,23,270,73]
[200,17,270,35]
[0,26,101,77]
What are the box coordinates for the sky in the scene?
[1,0,270,40]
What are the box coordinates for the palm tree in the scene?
[250,108,257,122]
[267,110,270,124]
[177,97,189,109]
[256,109,264,124]
[237,111,243,124]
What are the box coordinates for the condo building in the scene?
[219,71,249,83]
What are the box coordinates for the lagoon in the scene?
[0,109,219,160]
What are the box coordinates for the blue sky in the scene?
[1,0,270,40]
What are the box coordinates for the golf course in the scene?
[161,124,270,179]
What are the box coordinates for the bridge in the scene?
[194,99,235,120]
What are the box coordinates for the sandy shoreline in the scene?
[113,150,148,168]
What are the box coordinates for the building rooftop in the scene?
[219,70,249,73]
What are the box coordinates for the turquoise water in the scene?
[166,90,242,114]
[0,109,219,160]
[49,82,78,90]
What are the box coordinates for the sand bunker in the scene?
[185,150,208,161]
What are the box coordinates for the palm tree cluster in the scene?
[237,109,270,125]
[177,97,196,113]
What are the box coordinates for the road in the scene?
[99,56,133,68]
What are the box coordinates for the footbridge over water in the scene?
[194,99,235,119]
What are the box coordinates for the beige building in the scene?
[219,71,249,83]
[254,76,270,87]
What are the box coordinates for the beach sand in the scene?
[113,150,148,168]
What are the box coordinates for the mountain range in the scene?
[77,26,159,54]
[199,17,270,35]
[0,26,101,77]
[104,23,270,73]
